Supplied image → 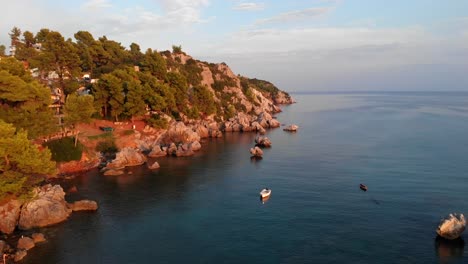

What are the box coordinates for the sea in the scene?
[24,92,468,264]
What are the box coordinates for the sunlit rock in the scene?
[437,213,466,240]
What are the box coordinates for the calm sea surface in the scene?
[25,92,468,264]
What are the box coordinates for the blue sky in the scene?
[1,0,467,91]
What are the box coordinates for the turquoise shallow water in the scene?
[25,92,468,264]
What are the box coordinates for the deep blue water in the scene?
[25,92,468,264]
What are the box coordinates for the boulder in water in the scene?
[437,213,466,240]
[283,124,299,132]
[250,146,263,157]
[18,185,72,230]
[17,236,35,251]
[31,233,46,243]
[148,161,160,170]
[255,136,272,148]
[69,200,98,211]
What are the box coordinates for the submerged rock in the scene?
[148,161,160,170]
[103,169,125,176]
[18,185,71,230]
[437,213,466,240]
[283,124,299,132]
[0,199,22,234]
[69,200,98,211]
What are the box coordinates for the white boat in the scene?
[260,188,271,198]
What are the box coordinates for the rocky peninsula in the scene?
[0,46,293,262]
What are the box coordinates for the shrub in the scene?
[147,114,169,129]
[96,139,118,154]
[43,137,83,162]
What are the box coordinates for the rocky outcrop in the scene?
[148,161,160,170]
[17,236,35,251]
[68,200,98,211]
[148,145,167,157]
[255,136,272,148]
[31,233,46,243]
[0,199,22,234]
[159,122,200,145]
[284,124,299,132]
[105,147,146,170]
[273,91,294,104]
[18,184,71,230]
[437,213,466,240]
[250,146,264,157]
[190,141,202,152]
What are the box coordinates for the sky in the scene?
[0,0,467,92]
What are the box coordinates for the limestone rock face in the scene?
[255,136,272,148]
[148,161,160,170]
[189,141,202,152]
[18,185,71,230]
[175,144,194,157]
[106,147,146,170]
[0,199,22,234]
[69,200,98,211]
[268,118,281,128]
[437,213,466,240]
[273,91,294,104]
[31,233,46,243]
[193,125,209,138]
[283,124,299,132]
[250,146,264,157]
[160,122,200,145]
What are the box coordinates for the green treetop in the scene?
[0,120,56,200]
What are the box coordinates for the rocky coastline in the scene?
[0,53,294,262]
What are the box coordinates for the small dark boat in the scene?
[360,184,368,191]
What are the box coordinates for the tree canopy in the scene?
[0,120,56,199]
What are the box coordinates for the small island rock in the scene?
[255,136,272,148]
[437,213,466,240]
[250,146,264,157]
[283,124,299,132]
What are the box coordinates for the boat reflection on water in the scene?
[260,195,270,204]
[435,235,465,263]
[250,156,263,163]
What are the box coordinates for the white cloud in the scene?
[255,7,331,25]
[233,2,265,11]
[82,0,112,10]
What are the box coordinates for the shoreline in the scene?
[0,99,295,263]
